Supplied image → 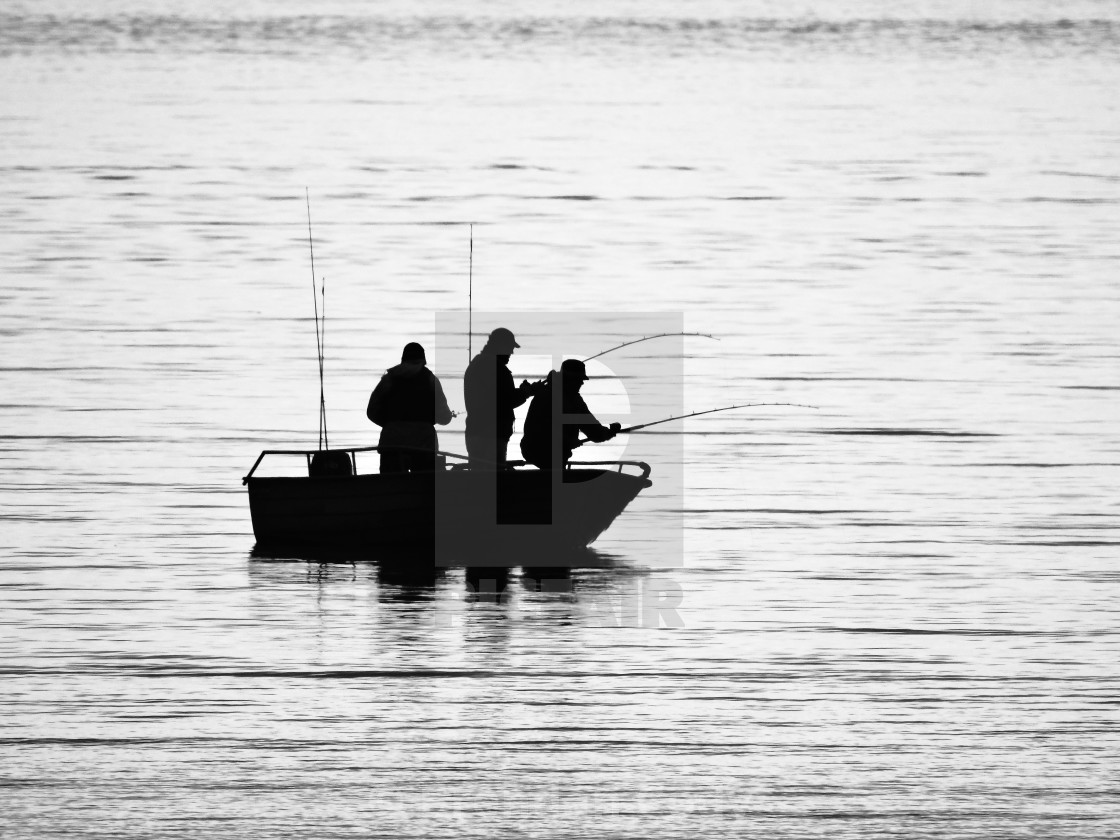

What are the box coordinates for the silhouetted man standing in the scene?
[463,328,534,469]
[367,342,453,473]
[520,359,620,471]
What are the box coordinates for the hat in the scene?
[488,327,520,352]
[401,342,426,363]
[560,359,588,381]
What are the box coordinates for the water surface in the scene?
[1,1,1118,836]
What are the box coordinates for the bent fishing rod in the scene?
[517,333,722,391]
[617,402,818,433]
[520,332,722,390]
[572,402,818,448]
[583,332,718,362]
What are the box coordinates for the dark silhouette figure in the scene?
[463,328,536,469]
[520,359,620,471]
[367,342,453,473]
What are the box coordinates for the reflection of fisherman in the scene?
[520,359,620,471]
[367,342,453,474]
[463,327,535,470]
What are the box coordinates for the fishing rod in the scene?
[467,223,473,364]
[320,277,328,450]
[583,332,718,362]
[572,402,818,449]
[518,332,722,391]
[306,189,328,450]
[618,402,818,433]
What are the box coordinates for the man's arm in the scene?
[367,376,390,425]
[497,366,533,410]
[432,375,453,426]
[578,419,618,443]
[570,394,619,443]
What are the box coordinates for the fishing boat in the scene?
[243,446,652,560]
[256,200,776,560]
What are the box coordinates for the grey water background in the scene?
[2,0,1119,835]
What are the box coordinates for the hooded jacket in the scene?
[367,362,453,450]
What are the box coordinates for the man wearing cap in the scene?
[463,327,536,469]
[520,358,620,471]
[367,342,454,473]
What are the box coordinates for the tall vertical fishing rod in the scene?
[319,276,328,450]
[468,223,473,364]
[306,189,328,450]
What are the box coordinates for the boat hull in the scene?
[246,467,651,559]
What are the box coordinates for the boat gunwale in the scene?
[243,446,651,483]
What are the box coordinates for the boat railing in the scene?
[565,460,652,481]
[242,446,471,484]
[244,447,650,483]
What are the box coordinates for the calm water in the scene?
[2,1,1119,836]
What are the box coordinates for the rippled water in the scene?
[2,1,1119,836]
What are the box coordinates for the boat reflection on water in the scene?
[246,543,679,638]
[248,541,627,606]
